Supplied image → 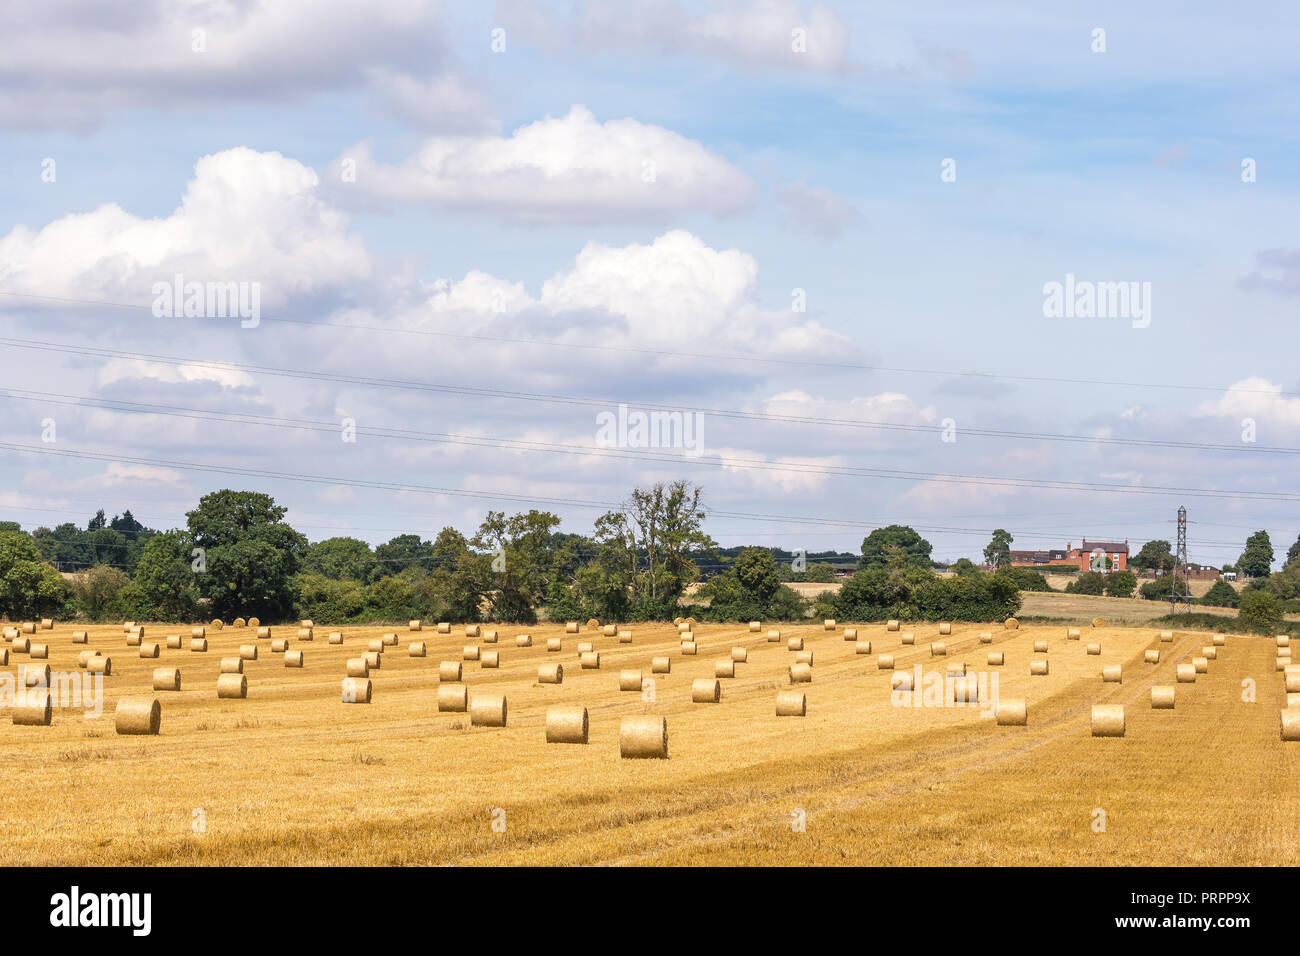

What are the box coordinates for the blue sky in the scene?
[1,0,1298,567]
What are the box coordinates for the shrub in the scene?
[826,566,1020,622]
[1198,579,1240,608]
[995,566,1052,592]
[1238,589,1283,635]
[1104,570,1137,598]
[1065,571,1106,595]
[1140,575,1190,601]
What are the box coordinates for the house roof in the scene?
[1081,539,1129,553]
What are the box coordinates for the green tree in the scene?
[1238,530,1274,578]
[302,537,376,582]
[132,530,202,621]
[733,547,781,601]
[622,481,714,603]
[186,490,307,621]
[1286,533,1300,568]
[1130,540,1175,573]
[950,558,981,577]
[1103,570,1137,598]
[859,525,933,571]
[0,530,66,619]
[475,510,562,622]
[1065,571,1106,595]
[1238,589,1282,634]
[1199,579,1240,608]
[68,565,131,621]
[373,534,436,579]
[983,529,1013,569]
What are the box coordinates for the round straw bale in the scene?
[41,618,53,629]
[931,641,947,657]
[979,632,993,644]
[749,621,762,632]
[470,694,507,727]
[0,648,6,665]
[680,631,694,643]
[620,717,668,758]
[12,636,29,654]
[793,650,813,666]
[681,642,697,655]
[1144,649,1160,664]
[220,657,243,674]
[887,620,900,631]
[210,619,223,630]
[299,620,313,629]
[1159,630,1174,642]
[342,678,372,704]
[677,622,690,633]
[776,690,806,716]
[891,671,913,691]
[483,630,498,643]
[148,667,180,692]
[30,643,48,659]
[381,633,399,647]
[1030,659,1049,676]
[1202,646,1217,660]
[466,625,482,638]
[987,651,1004,666]
[1151,686,1176,709]
[1282,648,1294,660]
[409,620,422,632]
[1,626,16,640]
[546,637,561,652]
[364,651,382,670]
[139,642,159,659]
[217,674,247,699]
[239,644,257,661]
[191,626,205,639]
[190,637,207,652]
[1086,643,1101,655]
[996,698,1028,725]
[938,622,952,635]
[539,663,563,684]
[437,683,468,711]
[348,658,370,678]
[952,675,980,703]
[13,692,52,726]
[787,637,803,651]
[1033,640,1048,653]
[1193,656,1208,674]
[789,662,813,684]
[878,654,895,670]
[651,656,671,674]
[284,651,304,668]
[165,634,182,650]
[577,641,594,654]
[692,678,721,703]
[1004,618,1019,630]
[367,639,385,654]
[233,617,246,628]
[76,650,98,668]
[731,646,748,663]
[20,621,35,635]
[1288,693,1300,707]
[1279,636,1292,648]
[270,638,289,653]
[516,634,532,647]
[87,656,111,675]
[481,649,500,669]
[714,659,735,679]
[248,617,259,629]
[72,631,88,644]
[586,619,600,630]
[945,661,967,676]
[1213,634,1225,646]
[824,619,837,631]
[25,664,50,687]
[462,645,480,661]
[409,642,426,657]
[565,621,579,634]
[546,706,589,744]
[618,630,633,643]
[1092,617,1105,628]
[1285,673,1300,694]
[1282,710,1300,741]
[766,629,781,642]
[901,632,915,645]
[437,622,451,634]
[1091,704,1125,737]
[580,651,601,669]
[1282,658,1295,672]
[125,632,141,647]
[115,696,161,735]
[603,624,617,637]
[620,669,644,691]
[123,621,135,633]
[1177,663,1196,683]
[1067,628,1081,640]
[856,640,873,655]
[1102,665,1122,683]
[297,628,313,642]
[843,628,857,641]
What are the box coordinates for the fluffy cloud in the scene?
[1196,377,1300,427]
[333,106,754,222]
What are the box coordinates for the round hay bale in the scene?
[585,619,600,631]
[1202,646,1217,660]
[1091,704,1125,737]
[1193,656,1208,674]
[271,638,289,653]
[1091,617,1104,628]
[367,639,385,654]
[217,674,247,699]
[900,632,915,646]
[1086,643,1101,655]
[886,620,900,631]
[686,618,697,628]
[462,646,480,661]
[12,637,30,654]
[470,694,507,727]
[437,622,451,634]
[285,651,304,668]
[930,641,947,657]
[1102,665,1122,683]
[692,678,721,703]
[437,683,468,712]
[580,651,601,669]
[1004,618,1019,630]
[546,706,589,744]
[618,630,633,643]
[1285,673,1300,695]
[166,635,182,650]
[878,654,895,670]
[116,697,161,735]
[620,717,668,758]
[1151,686,1176,709]
[233,617,246,628]
[13,692,52,726]
[945,661,967,677]
[749,621,761,633]
[152,668,181,692]
[786,637,803,652]
[565,622,580,634]
[1213,634,1225,646]
[72,631,88,644]
[987,651,1004,666]
[123,621,135,633]
[20,622,36,635]
[364,651,382,670]
[1177,663,1197,683]
[125,632,141,647]
[996,699,1028,726]
[409,620,422,632]
[40,618,53,630]
[789,662,813,684]
[25,664,50,687]
[30,643,48,660]
[1,626,16,640]
[620,669,644,691]
[327,631,343,646]
[714,659,735,679]
[239,644,258,661]
[220,657,243,674]
[1282,710,1300,741]
[1279,636,1292,648]
[938,622,952,635]
[776,690,806,716]
[1159,630,1174,642]
[248,617,260,629]
[381,633,398,647]
[481,650,500,669]
[731,646,747,663]
[479,630,495,644]
[299,620,313,629]
[855,640,873,655]
[681,642,697,656]
[465,624,481,638]
[978,632,993,644]
[546,637,562,652]
[843,628,857,641]
[1033,640,1048,653]
[1066,629,1081,640]
[763,629,781,643]
[297,628,313,642]
[76,650,98,668]
[210,619,224,631]
[1144,649,1160,664]
[603,624,617,637]
[409,642,427,657]
[139,642,160,659]
[651,656,671,674]
[679,631,694,643]
[952,675,980,703]
[824,619,837,631]
[191,627,205,639]
[1030,659,1049,676]
[87,656,111,675]
[0,648,6,665]
[537,662,564,684]
[891,671,913,691]
[516,634,532,647]
[190,637,207,652]
[342,677,372,704]
[578,641,595,654]
[794,650,814,666]
[347,658,370,678]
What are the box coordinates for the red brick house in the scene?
[1009,539,1129,572]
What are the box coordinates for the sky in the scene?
[0,0,1298,569]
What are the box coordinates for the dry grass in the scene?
[0,620,1295,865]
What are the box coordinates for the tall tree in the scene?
[1286,533,1300,568]
[1238,530,1274,578]
[1130,539,1175,573]
[983,529,1013,568]
[860,525,933,571]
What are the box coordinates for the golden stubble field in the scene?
[1,618,1295,866]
